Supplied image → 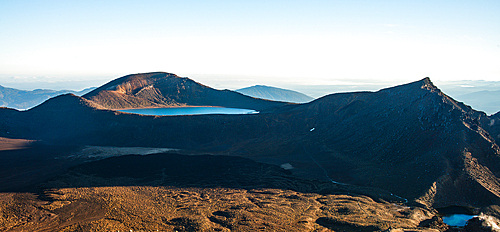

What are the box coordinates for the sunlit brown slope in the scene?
[83,72,288,111]
[1,186,444,232]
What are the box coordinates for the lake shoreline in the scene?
[116,106,259,116]
[112,105,225,110]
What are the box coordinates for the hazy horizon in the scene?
[1,0,499,90]
[0,72,499,97]
[1,1,499,113]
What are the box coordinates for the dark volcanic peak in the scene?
[307,77,472,115]
[83,72,288,111]
[269,77,500,207]
[294,77,438,112]
[381,77,436,93]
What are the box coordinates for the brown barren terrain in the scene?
[0,186,443,232]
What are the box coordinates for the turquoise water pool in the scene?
[442,214,476,227]
[118,107,259,116]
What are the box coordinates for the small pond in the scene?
[118,107,259,116]
[442,214,476,227]
[437,206,477,227]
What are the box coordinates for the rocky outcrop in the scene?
[464,214,500,232]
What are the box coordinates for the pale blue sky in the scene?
[0,0,499,90]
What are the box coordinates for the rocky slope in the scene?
[83,72,288,111]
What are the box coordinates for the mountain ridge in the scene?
[83,72,289,111]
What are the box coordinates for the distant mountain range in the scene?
[0,85,95,110]
[236,85,313,103]
[435,80,500,115]
[453,90,500,116]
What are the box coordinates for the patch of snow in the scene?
[280,163,294,170]
[69,146,178,160]
[106,85,118,90]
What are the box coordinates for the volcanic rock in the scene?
[464,214,500,232]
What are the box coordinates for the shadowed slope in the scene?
[259,77,500,207]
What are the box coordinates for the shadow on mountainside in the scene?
[36,152,409,204]
[0,142,83,192]
[0,139,410,206]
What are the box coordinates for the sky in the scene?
[0,0,499,91]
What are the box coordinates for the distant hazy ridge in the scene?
[236,85,313,103]
[0,85,94,110]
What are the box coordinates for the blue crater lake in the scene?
[118,107,259,116]
[442,214,476,227]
